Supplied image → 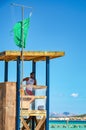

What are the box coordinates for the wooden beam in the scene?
[21,118,30,130]
[0,51,65,62]
[20,56,37,61]
[22,116,32,130]
[33,85,47,89]
[5,51,65,57]
[20,95,47,99]
[5,56,17,62]
[20,110,46,117]
[21,85,47,89]
[35,116,46,130]
[32,56,46,62]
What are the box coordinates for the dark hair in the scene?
[30,72,34,75]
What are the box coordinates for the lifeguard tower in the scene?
[0,50,64,130]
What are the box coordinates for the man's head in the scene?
[30,72,35,79]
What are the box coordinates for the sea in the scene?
[49,120,86,130]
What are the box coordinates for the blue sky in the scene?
[0,0,86,115]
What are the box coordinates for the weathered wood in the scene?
[21,84,47,89]
[0,82,16,130]
[22,116,32,130]
[0,51,65,62]
[20,95,46,109]
[33,85,47,89]
[3,107,16,130]
[35,116,46,130]
[21,118,30,130]
[0,82,47,129]
[21,95,46,99]
[0,109,3,130]
[21,116,45,130]
[20,110,46,117]
[20,100,29,109]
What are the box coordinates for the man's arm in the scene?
[34,79,37,85]
[23,77,29,81]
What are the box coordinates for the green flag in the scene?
[13,18,30,48]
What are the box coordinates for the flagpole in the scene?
[11,3,32,85]
[21,6,24,86]
[11,3,32,130]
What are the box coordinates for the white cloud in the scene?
[71,93,79,98]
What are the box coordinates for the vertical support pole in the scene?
[4,61,8,82]
[46,56,50,130]
[16,57,21,130]
[32,61,36,76]
[32,61,36,130]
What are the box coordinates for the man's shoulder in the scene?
[25,77,29,81]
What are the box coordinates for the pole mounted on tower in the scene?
[11,3,32,130]
[11,3,32,84]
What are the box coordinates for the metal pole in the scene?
[21,6,24,85]
[32,61,36,77]
[11,3,32,9]
[32,61,36,130]
[11,3,32,84]
[16,56,21,130]
[11,3,32,129]
[4,61,8,82]
[46,56,50,130]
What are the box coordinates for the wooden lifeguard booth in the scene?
[0,50,64,130]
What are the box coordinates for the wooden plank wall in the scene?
[0,82,16,130]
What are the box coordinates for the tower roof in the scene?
[0,51,65,62]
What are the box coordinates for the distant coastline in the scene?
[49,115,86,121]
[50,113,86,121]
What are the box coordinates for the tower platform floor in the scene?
[20,110,46,117]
